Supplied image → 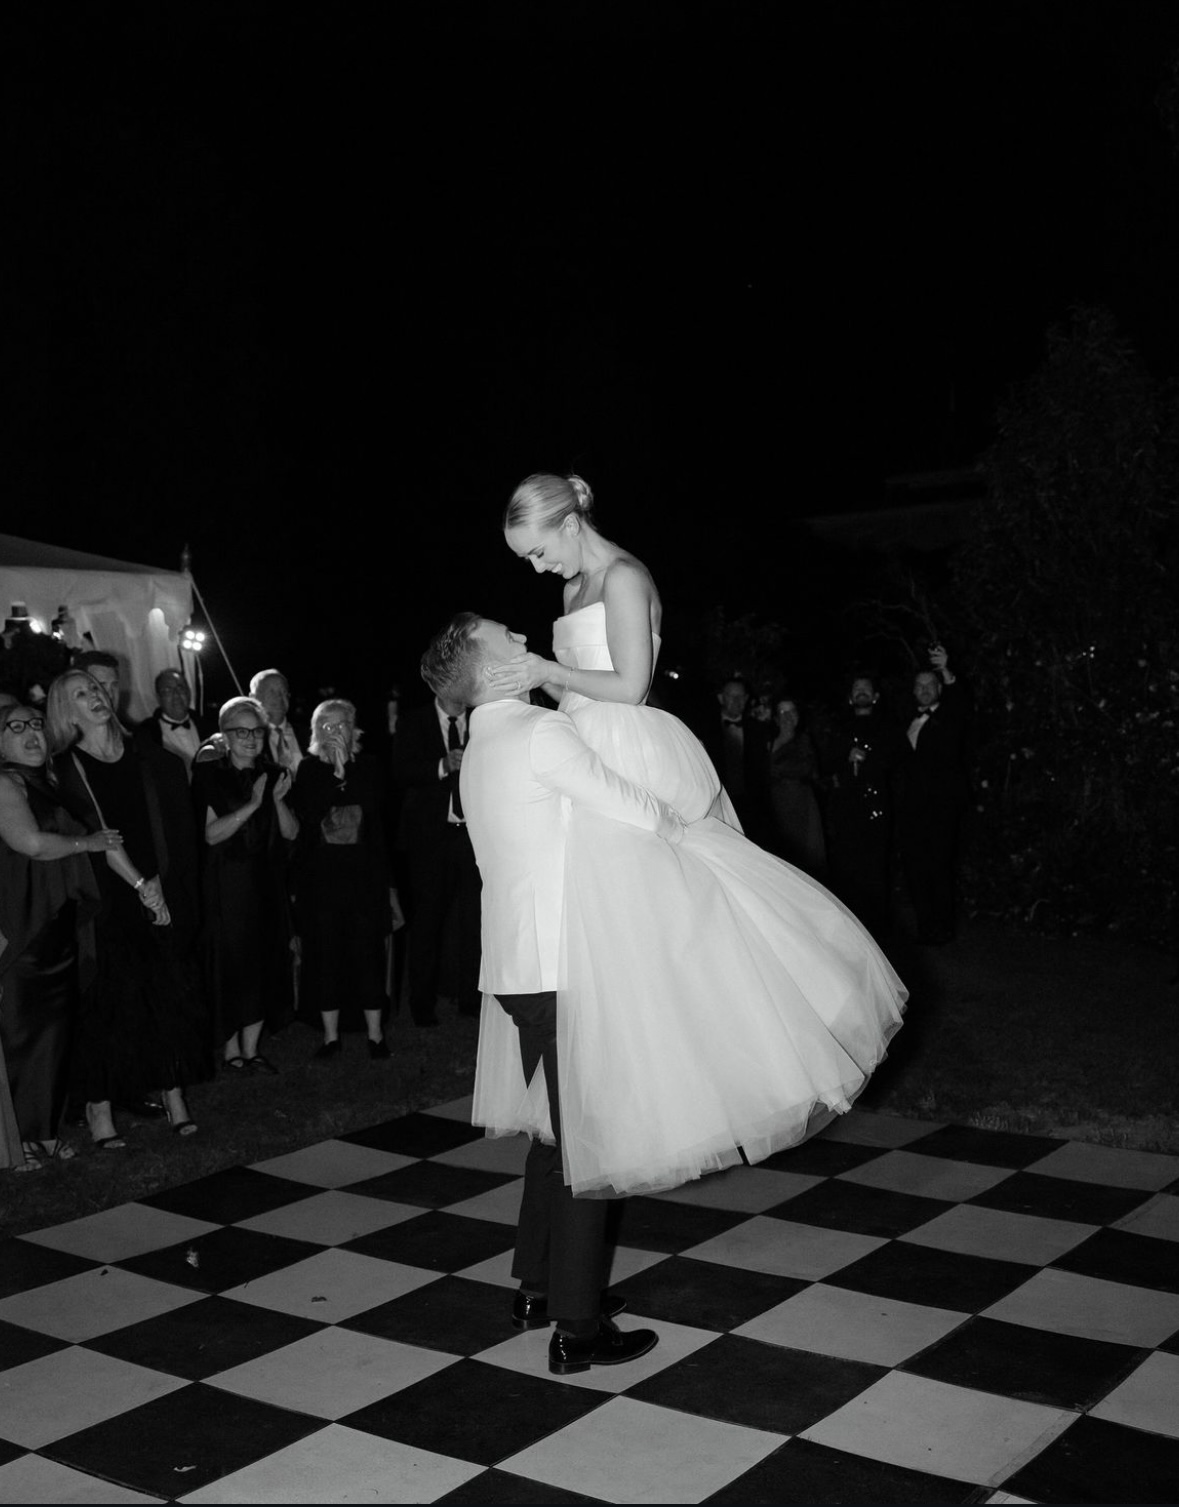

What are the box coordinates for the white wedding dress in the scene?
[472,602,906,1196]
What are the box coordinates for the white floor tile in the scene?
[0,1347,186,1448]
[431,1134,530,1176]
[478,1316,717,1394]
[441,1178,523,1224]
[735,1282,969,1366]
[820,1111,945,1148]
[899,1204,1097,1266]
[235,1190,421,1245]
[503,1394,785,1504]
[419,1096,474,1122]
[221,1247,437,1322]
[983,1267,1179,1348]
[18,1204,219,1263]
[1113,1192,1179,1242]
[684,1215,884,1279]
[0,1266,201,1342]
[0,1453,167,1504]
[654,1165,822,1212]
[837,1149,1013,1201]
[452,1247,518,1288]
[249,1139,415,1187]
[802,1369,1075,1485]
[206,1326,456,1416]
[1089,1350,1179,1440]
[177,1422,484,1503]
[1025,1141,1179,1191]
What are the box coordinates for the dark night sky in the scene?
[12,2,1179,715]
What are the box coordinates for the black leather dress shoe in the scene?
[512,1289,627,1331]
[548,1319,658,1375]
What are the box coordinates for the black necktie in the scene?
[447,716,464,821]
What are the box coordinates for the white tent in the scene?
[0,534,194,722]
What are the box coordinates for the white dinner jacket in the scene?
[461,698,683,995]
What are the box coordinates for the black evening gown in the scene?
[0,768,100,1141]
[54,744,210,1100]
[292,756,392,1029]
[191,757,295,1042]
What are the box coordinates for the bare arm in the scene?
[488,560,660,705]
[0,773,123,861]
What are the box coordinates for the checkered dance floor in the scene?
[1,1102,1178,1503]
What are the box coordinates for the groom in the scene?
[421,612,684,1375]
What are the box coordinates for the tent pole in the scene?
[190,578,244,695]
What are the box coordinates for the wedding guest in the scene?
[73,650,125,723]
[249,669,304,771]
[134,668,210,780]
[767,696,826,876]
[0,703,113,1168]
[293,699,403,1058]
[48,670,208,1146]
[192,696,297,1075]
[699,675,774,844]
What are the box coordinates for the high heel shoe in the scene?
[23,1138,77,1164]
[163,1093,198,1137]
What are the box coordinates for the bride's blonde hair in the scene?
[503,472,597,532]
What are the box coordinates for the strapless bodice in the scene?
[552,601,661,683]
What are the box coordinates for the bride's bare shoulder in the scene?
[602,553,661,633]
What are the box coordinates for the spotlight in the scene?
[181,628,207,653]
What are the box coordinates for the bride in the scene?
[473,471,906,1197]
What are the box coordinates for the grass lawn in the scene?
[3,918,1177,1241]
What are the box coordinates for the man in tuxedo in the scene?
[700,675,773,844]
[249,669,304,772]
[391,681,482,1025]
[421,611,677,1374]
[134,668,210,780]
[897,645,972,943]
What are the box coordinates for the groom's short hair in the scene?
[421,612,483,704]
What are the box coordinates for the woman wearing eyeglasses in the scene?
[192,696,298,1076]
[291,699,403,1061]
[47,669,209,1147]
[0,703,114,1170]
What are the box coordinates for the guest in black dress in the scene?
[292,699,403,1061]
[0,704,115,1168]
[191,696,298,1075]
[47,670,209,1147]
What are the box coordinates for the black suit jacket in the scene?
[899,682,972,820]
[699,712,774,839]
[133,707,214,753]
[391,704,462,857]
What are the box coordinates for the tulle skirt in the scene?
[471,695,906,1196]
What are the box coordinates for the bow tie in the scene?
[163,717,192,730]
[722,717,743,727]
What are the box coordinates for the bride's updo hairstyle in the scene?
[503,472,597,533]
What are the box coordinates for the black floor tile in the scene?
[138,1166,318,1225]
[0,1437,25,1467]
[770,1179,952,1238]
[43,1382,325,1497]
[341,1274,514,1355]
[612,1255,802,1330]
[117,1226,324,1294]
[826,1240,1031,1311]
[911,1124,1067,1168]
[759,1139,889,1177]
[627,1334,886,1434]
[342,1210,516,1272]
[704,1435,979,1504]
[346,1161,516,1210]
[0,1238,97,1299]
[83,1294,326,1380]
[343,1357,604,1466]
[969,1171,1153,1226]
[0,1316,70,1372]
[1005,1413,1179,1504]
[1161,1325,1179,1355]
[608,1197,748,1254]
[1051,1226,1179,1294]
[900,1314,1145,1409]
[438,1467,604,1503]
[341,1111,485,1158]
